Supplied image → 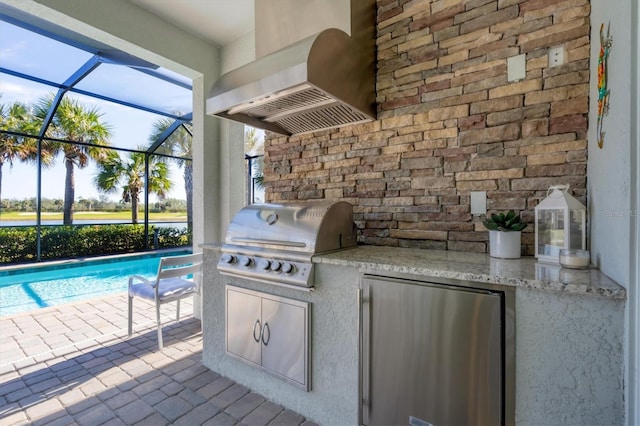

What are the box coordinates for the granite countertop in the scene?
[313,245,626,300]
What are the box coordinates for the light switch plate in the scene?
[507,54,526,82]
[470,191,487,215]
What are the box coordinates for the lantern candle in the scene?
[559,249,590,269]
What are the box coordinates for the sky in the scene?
[0,20,192,203]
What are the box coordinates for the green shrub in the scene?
[0,227,37,263]
[0,224,191,265]
[150,226,192,249]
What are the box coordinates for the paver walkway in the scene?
[0,294,318,426]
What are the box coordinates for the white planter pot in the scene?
[489,230,521,259]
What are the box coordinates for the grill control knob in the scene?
[220,254,236,264]
[239,256,253,268]
[282,262,295,274]
[270,261,282,272]
[258,259,271,270]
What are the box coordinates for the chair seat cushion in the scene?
[130,278,196,302]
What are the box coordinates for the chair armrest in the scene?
[128,275,154,289]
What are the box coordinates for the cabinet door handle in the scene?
[261,322,270,346]
[253,319,262,342]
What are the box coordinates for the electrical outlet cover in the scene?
[549,45,564,67]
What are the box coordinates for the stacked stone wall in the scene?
[264,0,590,253]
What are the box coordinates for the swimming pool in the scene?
[0,250,191,317]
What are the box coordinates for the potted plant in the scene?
[483,210,527,259]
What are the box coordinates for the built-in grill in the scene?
[217,201,357,288]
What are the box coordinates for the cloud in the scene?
[0,40,28,61]
[0,80,49,105]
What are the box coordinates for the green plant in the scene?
[483,210,527,232]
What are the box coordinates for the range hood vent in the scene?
[206,0,376,136]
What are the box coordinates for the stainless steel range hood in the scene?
[206,0,376,136]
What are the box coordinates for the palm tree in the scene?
[94,148,171,224]
[34,94,112,224]
[0,100,44,204]
[148,117,193,229]
[244,127,262,155]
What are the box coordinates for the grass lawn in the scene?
[0,211,187,221]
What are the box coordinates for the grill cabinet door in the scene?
[261,296,308,387]
[225,285,311,390]
[362,276,503,426]
[226,287,262,366]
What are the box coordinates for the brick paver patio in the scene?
[0,294,318,425]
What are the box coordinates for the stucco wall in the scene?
[631,2,640,422]
[587,0,632,288]
[515,288,625,425]
[220,31,255,74]
[587,2,638,422]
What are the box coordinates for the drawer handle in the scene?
[253,319,262,342]
[261,322,270,346]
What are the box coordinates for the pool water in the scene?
[0,251,190,317]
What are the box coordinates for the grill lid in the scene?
[223,201,357,255]
[218,201,357,288]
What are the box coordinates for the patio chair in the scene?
[127,253,203,350]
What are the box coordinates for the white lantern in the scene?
[534,184,587,263]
